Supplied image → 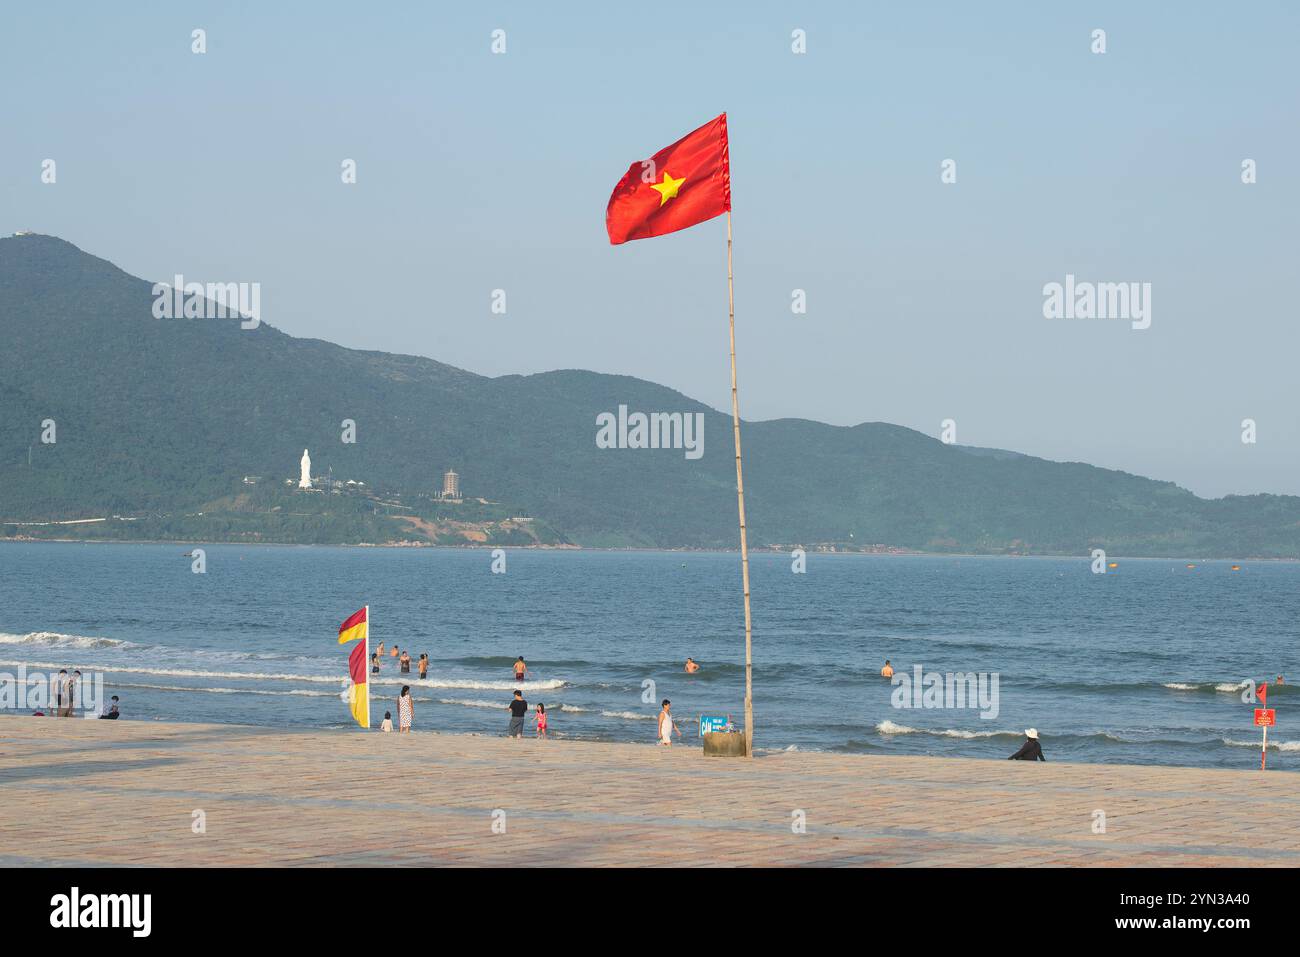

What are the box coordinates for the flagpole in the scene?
[726,210,755,758]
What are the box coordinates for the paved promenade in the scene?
[1,718,1296,866]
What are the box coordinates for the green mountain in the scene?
[3,232,1299,557]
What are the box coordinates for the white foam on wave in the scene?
[105,681,340,698]
[1163,682,1198,690]
[437,698,504,710]
[0,631,132,651]
[600,710,656,721]
[1215,681,1250,693]
[0,658,566,691]
[1221,737,1299,751]
[875,719,1021,739]
[384,676,566,692]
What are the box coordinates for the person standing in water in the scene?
[532,702,548,739]
[418,654,428,680]
[658,699,680,747]
[684,658,700,674]
[507,690,528,738]
[1007,728,1045,761]
[881,660,894,678]
[399,650,411,674]
[513,657,528,682]
[371,652,381,674]
[397,686,413,733]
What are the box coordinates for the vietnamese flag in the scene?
[606,114,731,245]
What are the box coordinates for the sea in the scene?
[0,541,1295,771]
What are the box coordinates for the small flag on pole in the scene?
[338,606,368,644]
[605,114,731,245]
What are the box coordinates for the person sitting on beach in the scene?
[533,702,548,739]
[1007,728,1046,761]
[380,711,393,733]
[507,690,528,738]
[371,652,380,674]
[99,695,120,719]
[399,650,411,674]
[658,699,681,747]
[397,686,413,732]
[513,657,528,681]
[685,658,700,674]
[418,654,428,680]
[881,660,894,678]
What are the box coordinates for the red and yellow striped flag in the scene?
[344,640,369,729]
[338,606,369,729]
[338,606,367,644]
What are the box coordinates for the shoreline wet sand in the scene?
[1,717,1297,867]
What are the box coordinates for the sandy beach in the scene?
[1,717,1296,867]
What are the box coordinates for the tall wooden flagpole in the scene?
[726,210,755,758]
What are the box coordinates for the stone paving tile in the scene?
[0,718,1295,867]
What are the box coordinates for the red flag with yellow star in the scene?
[606,114,731,245]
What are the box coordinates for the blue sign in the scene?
[699,714,730,736]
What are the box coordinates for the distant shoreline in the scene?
[1,537,1296,563]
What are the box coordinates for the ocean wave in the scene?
[1221,737,1300,752]
[600,710,657,721]
[436,698,506,710]
[0,631,132,651]
[0,659,566,691]
[875,720,1022,739]
[1158,680,1264,695]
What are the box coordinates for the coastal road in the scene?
[1,719,1296,866]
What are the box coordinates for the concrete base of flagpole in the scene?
[702,731,748,758]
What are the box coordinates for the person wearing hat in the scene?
[1007,728,1046,761]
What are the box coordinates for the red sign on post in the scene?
[1254,709,1276,727]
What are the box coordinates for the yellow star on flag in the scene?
[650,171,685,206]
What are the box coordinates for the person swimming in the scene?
[685,658,700,674]
[881,660,894,678]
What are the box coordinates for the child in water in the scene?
[380,711,393,733]
[533,702,548,739]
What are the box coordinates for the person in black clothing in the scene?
[506,690,528,738]
[99,695,120,719]
[1007,728,1045,761]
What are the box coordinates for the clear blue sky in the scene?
[3,1,1297,497]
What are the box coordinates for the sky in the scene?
[2,1,1298,498]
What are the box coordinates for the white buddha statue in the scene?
[299,449,312,489]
